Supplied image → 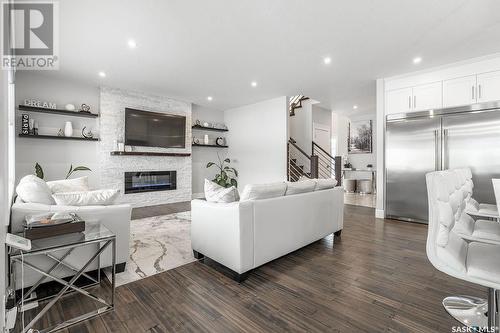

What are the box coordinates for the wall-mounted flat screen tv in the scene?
[125,108,186,149]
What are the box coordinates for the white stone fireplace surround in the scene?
[98,87,192,207]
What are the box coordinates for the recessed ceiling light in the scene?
[353,105,358,110]
[207,96,213,101]
[127,39,137,49]
[323,57,332,65]
[98,71,106,78]
[251,81,258,87]
[413,57,422,64]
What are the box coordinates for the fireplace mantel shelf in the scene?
[110,151,191,157]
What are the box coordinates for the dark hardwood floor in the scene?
[131,201,191,219]
[20,205,485,332]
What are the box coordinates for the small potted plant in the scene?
[206,153,238,188]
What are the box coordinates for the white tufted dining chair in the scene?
[459,168,499,220]
[426,170,500,330]
[451,169,500,245]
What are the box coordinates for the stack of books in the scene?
[24,212,85,240]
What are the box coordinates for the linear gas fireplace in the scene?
[124,171,177,194]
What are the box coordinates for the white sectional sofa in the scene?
[191,180,344,281]
[10,175,131,289]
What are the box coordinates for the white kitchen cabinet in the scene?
[385,83,442,115]
[385,87,412,115]
[412,82,442,111]
[443,75,477,108]
[477,70,500,103]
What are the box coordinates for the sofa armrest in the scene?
[10,203,132,265]
[191,199,254,274]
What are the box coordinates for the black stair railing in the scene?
[289,95,309,116]
[312,141,342,185]
[287,138,318,181]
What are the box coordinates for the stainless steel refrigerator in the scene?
[385,102,500,223]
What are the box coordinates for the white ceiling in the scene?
[39,0,500,116]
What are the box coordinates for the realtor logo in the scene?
[1,1,59,70]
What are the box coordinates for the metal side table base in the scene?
[9,222,116,333]
[443,295,491,330]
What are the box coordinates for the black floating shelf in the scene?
[110,151,191,157]
[192,125,228,132]
[192,143,228,148]
[18,134,99,141]
[18,105,99,118]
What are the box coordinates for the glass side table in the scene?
[9,221,116,333]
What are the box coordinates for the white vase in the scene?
[204,134,209,145]
[64,121,73,137]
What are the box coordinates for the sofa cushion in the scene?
[47,176,90,193]
[204,179,239,203]
[285,180,316,195]
[16,175,55,205]
[314,178,337,191]
[240,182,287,201]
[52,189,119,206]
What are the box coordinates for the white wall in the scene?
[15,73,100,186]
[376,79,385,218]
[225,97,288,190]
[332,112,349,158]
[289,99,313,154]
[191,105,227,197]
[312,105,333,152]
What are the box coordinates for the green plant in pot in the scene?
[34,163,92,180]
[206,154,238,188]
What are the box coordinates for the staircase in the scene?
[289,95,309,116]
[287,138,342,184]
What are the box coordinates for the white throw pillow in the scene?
[16,175,55,205]
[240,182,287,201]
[47,176,90,193]
[285,180,317,195]
[314,178,338,191]
[204,179,239,203]
[52,189,120,206]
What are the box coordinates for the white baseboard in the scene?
[192,192,205,199]
[375,209,385,219]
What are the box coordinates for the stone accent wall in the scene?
[99,87,192,207]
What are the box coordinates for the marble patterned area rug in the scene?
[105,211,195,286]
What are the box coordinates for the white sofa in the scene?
[11,199,131,289]
[191,184,344,281]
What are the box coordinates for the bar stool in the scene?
[356,179,372,194]
[426,170,500,331]
[344,179,356,193]
[450,170,500,245]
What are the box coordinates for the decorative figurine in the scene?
[216,137,225,146]
[80,104,91,113]
[82,126,94,139]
